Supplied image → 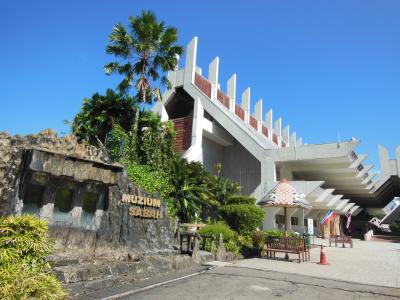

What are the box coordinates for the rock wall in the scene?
[0,129,109,215]
[0,129,175,254]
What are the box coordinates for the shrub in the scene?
[219,204,265,234]
[227,195,256,205]
[0,214,52,266]
[198,222,235,242]
[251,230,265,250]
[0,264,65,300]
[0,214,66,299]
[390,220,400,233]
[263,229,296,238]
[126,162,173,200]
[224,239,240,254]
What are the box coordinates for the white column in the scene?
[297,137,303,146]
[195,66,202,75]
[254,99,263,132]
[241,88,251,124]
[274,118,282,145]
[184,37,198,84]
[286,208,298,231]
[282,125,290,147]
[263,207,282,230]
[208,57,219,100]
[191,96,204,147]
[265,109,273,140]
[378,145,390,178]
[292,208,306,234]
[185,96,204,163]
[290,132,297,148]
[227,74,236,112]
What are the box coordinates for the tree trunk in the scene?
[129,105,140,163]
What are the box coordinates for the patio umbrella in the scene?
[258,179,312,237]
[258,179,312,260]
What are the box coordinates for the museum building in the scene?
[153,37,400,236]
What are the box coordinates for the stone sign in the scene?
[121,194,162,219]
[0,129,174,252]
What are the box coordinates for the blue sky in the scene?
[1,0,399,170]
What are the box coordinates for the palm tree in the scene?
[104,10,183,160]
[168,157,215,223]
[208,163,240,206]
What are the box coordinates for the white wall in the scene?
[221,139,261,196]
[202,137,224,173]
[201,136,261,196]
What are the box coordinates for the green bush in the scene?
[0,214,65,299]
[251,231,265,250]
[0,264,65,300]
[198,222,235,242]
[390,220,400,233]
[227,195,256,205]
[224,239,240,254]
[0,214,52,266]
[263,229,296,238]
[219,204,265,234]
[126,162,173,200]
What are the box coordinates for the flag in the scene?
[345,212,352,229]
[320,210,336,225]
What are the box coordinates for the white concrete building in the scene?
[153,37,400,236]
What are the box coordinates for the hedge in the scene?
[219,204,265,234]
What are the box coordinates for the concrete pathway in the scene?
[233,238,400,288]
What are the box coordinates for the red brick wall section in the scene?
[235,105,245,121]
[172,117,193,153]
[195,73,212,98]
[262,125,269,138]
[272,134,279,145]
[250,116,258,130]
[217,89,230,109]
[193,73,284,148]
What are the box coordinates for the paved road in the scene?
[121,266,400,300]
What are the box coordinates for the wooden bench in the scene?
[329,235,353,248]
[264,237,308,263]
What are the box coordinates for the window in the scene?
[276,167,281,181]
[82,192,98,213]
[22,183,45,215]
[81,192,99,227]
[275,214,284,225]
[291,217,299,226]
[53,187,73,222]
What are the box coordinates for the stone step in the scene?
[59,252,215,298]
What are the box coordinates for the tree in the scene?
[167,157,214,223]
[104,10,183,160]
[72,89,136,145]
[219,204,265,234]
[207,163,240,207]
[138,110,175,173]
